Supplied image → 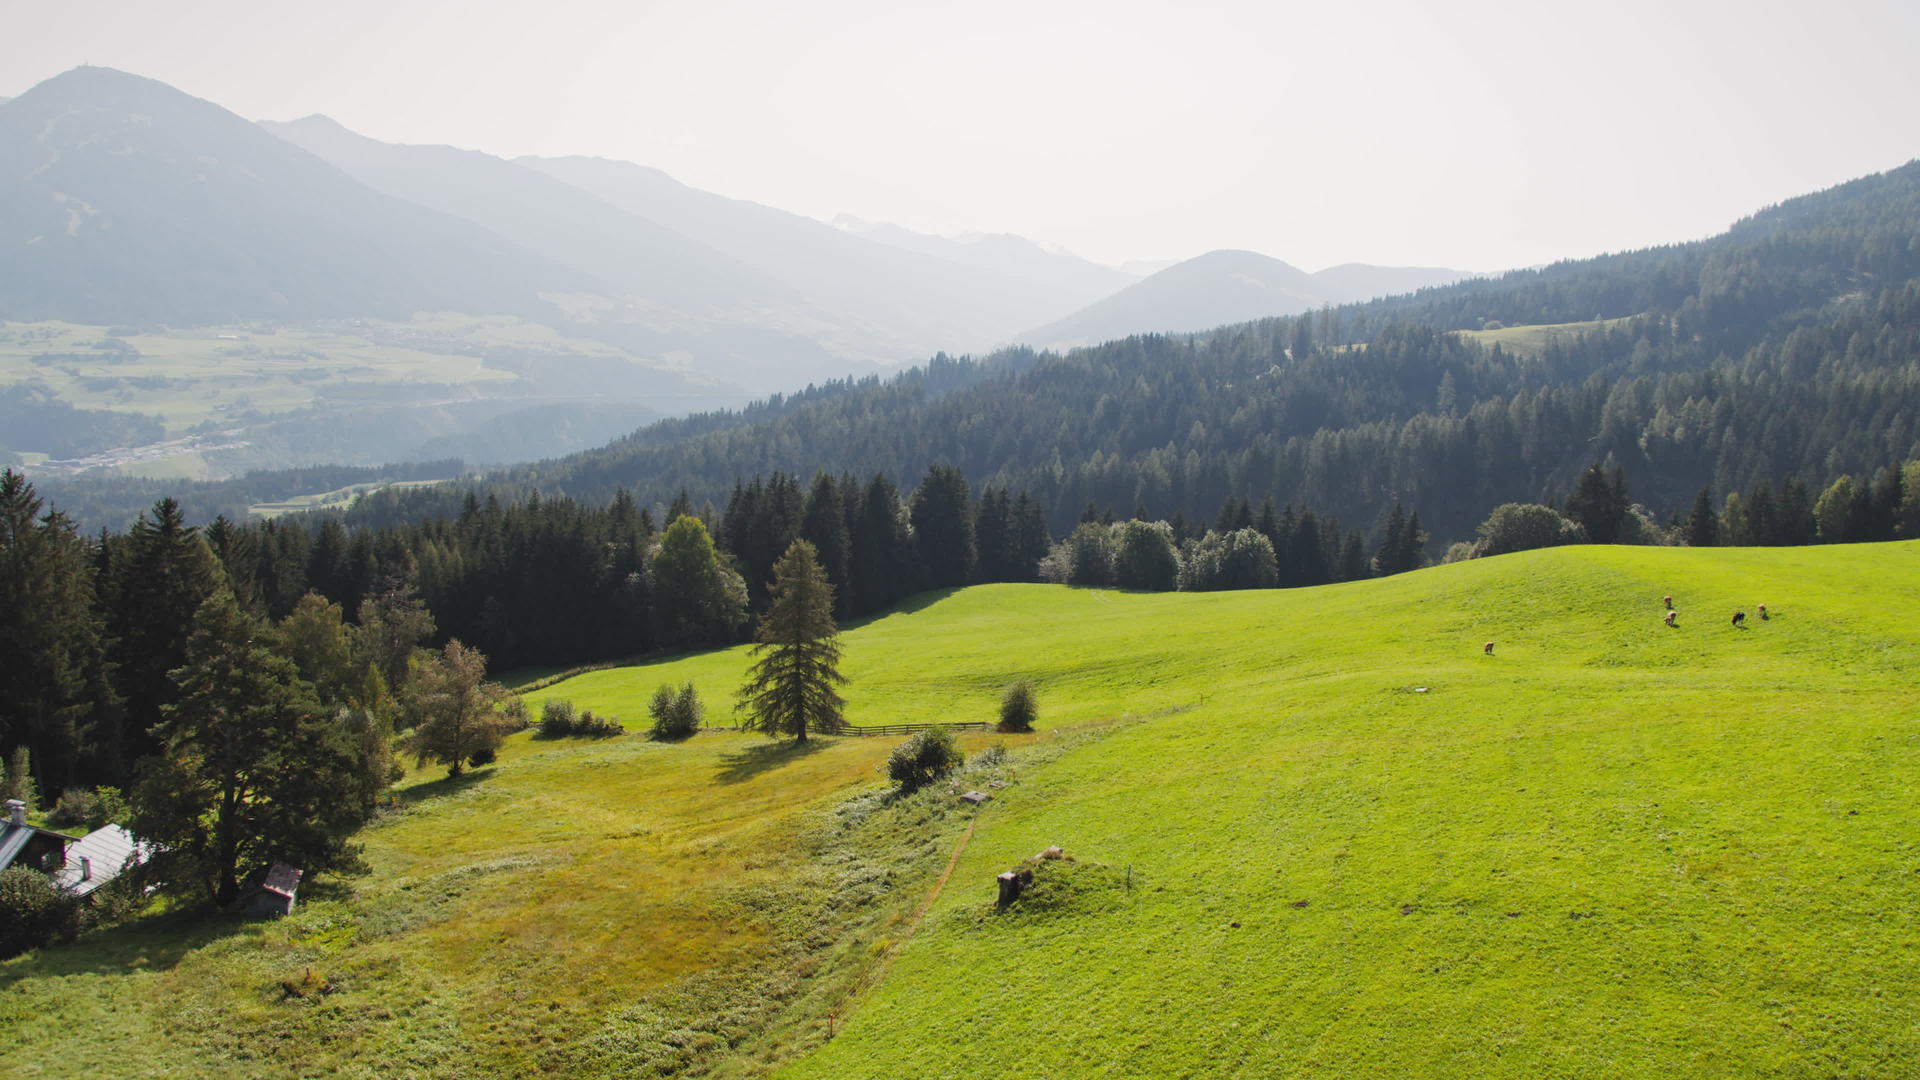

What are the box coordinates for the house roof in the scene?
[0,820,81,872]
[50,824,144,897]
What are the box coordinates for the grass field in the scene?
[0,314,681,434]
[1458,316,1639,355]
[4,542,1918,1078]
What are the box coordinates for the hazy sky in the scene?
[7,0,1918,272]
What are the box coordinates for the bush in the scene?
[998,681,1037,733]
[887,729,965,793]
[574,710,623,737]
[46,786,130,833]
[1474,503,1587,557]
[538,699,578,737]
[497,698,531,732]
[467,746,497,768]
[0,865,79,959]
[648,682,704,741]
[537,698,621,738]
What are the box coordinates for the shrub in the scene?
[497,698,531,732]
[0,865,79,959]
[648,682,704,741]
[467,746,497,768]
[537,698,621,738]
[1474,503,1587,557]
[574,709,624,737]
[887,729,965,793]
[538,699,579,737]
[46,786,130,832]
[998,681,1037,733]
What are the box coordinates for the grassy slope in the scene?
[778,543,1920,1079]
[3,543,1916,1078]
[1458,315,1636,354]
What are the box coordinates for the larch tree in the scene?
[405,640,509,778]
[736,540,846,742]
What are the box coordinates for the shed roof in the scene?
[261,862,303,898]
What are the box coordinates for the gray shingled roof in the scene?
[50,824,143,897]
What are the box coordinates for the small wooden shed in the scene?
[243,863,304,918]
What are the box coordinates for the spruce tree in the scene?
[133,591,368,906]
[736,540,846,742]
[910,465,976,589]
[1686,486,1720,547]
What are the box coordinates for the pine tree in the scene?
[736,540,846,742]
[1686,486,1720,547]
[110,498,223,775]
[910,465,975,590]
[132,591,368,906]
[0,471,118,789]
[800,473,854,616]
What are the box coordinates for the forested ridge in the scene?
[314,158,1920,546]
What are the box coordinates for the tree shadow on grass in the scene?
[394,767,494,805]
[0,902,257,985]
[714,738,832,785]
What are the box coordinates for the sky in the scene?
[6,0,1918,273]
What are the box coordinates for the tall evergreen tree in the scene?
[1009,492,1052,583]
[109,498,223,775]
[0,472,118,790]
[910,465,976,589]
[132,590,368,906]
[1686,486,1720,547]
[800,473,854,618]
[736,540,846,742]
[1564,464,1629,544]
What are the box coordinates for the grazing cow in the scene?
[1663,595,1674,610]
[1732,610,1746,627]
[1758,604,1769,620]
[1483,641,1495,655]
[1664,610,1678,627]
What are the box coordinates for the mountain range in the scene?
[3,65,1522,482]
[1017,249,1474,349]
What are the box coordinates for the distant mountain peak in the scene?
[1016,249,1474,349]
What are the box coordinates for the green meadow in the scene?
[1458,315,1637,354]
[4,542,1918,1078]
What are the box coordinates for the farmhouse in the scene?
[1,799,148,897]
[0,798,78,875]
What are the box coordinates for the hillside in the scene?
[329,158,1920,549]
[1017,249,1473,349]
[4,542,1916,1078]
[0,68,584,325]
